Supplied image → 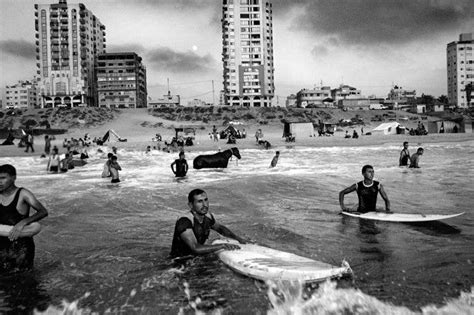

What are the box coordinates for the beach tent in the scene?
[99,129,127,144]
[370,122,405,135]
[282,121,315,138]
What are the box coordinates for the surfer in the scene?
[170,189,250,258]
[339,165,391,213]
[409,147,424,168]
[399,142,410,166]
[171,151,189,178]
[0,164,49,271]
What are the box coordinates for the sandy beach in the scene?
[1,108,473,158]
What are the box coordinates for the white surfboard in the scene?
[341,211,465,222]
[212,238,351,283]
[0,223,42,238]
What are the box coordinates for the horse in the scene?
[193,147,241,169]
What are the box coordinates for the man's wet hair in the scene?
[188,188,206,203]
[0,164,16,176]
[107,153,114,158]
[361,165,373,174]
[417,147,424,153]
[179,151,185,157]
[403,141,408,146]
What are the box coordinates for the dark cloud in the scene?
[277,0,474,45]
[0,39,35,59]
[146,47,216,73]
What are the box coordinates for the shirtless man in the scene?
[171,151,189,178]
[409,148,424,168]
[0,164,48,271]
[109,155,122,183]
[170,189,249,258]
[399,142,410,166]
[339,165,391,213]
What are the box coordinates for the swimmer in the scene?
[409,147,424,168]
[171,151,189,178]
[270,151,280,168]
[399,142,410,166]
[109,155,121,183]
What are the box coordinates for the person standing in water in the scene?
[409,148,424,168]
[109,155,122,183]
[339,165,391,213]
[270,151,280,168]
[0,164,48,271]
[170,189,250,258]
[399,142,411,166]
[171,151,189,178]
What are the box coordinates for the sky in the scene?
[1,0,473,105]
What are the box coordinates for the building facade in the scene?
[148,92,180,108]
[447,33,474,108]
[296,87,332,108]
[331,85,361,103]
[35,0,106,108]
[96,52,147,108]
[222,0,275,107]
[387,85,416,101]
[5,80,39,109]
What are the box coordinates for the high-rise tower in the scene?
[222,0,275,107]
[35,0,106,107]
[447,33,474,108]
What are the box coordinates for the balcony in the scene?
[50,11,58,17]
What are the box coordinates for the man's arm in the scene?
[9,189,48,241]
[212,222,249,244]
[379,184,391,212]
[339,184,356,211]
[170,161,176,174]
[180,229,240,255]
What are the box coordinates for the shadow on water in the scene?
[403,221,462,236]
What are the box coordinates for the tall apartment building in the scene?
[5,80,39,109]
[35,0,106,108]
[447,33,474,108]
[96,53,147,108]
[222,0,275,107]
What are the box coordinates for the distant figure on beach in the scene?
[352,130,359,139]
[59,153,70,172]
[46,147,61,173]
[255,129,264,143]
[101,153,114,178]
[171,151,189,178]
[146,146,151,154]
[169,189,249,258]
[270,151,280,168]
[44,135,53,155]
[24,132,34,153]
[345,131,351,138]
[109,155,121,183]
[0,164,49,271]
[339,164,391,213]
[409,148,424,168]
[399,142,411,166]
[212,125,218,142]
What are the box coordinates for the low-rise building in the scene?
[187,99,208,107]
[388,85,416,101]
[148,91,180,108]
[296,87,331,108]
[96,52,147,108]
[331,85,361,102]
[286,94,297,107]
[5,80,39,109]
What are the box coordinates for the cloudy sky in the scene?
[1,0,473,104]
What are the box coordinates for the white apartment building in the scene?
[331,85,362,103]
[35,0,106,108]
[387,85,416,101]
[447,33,474,108]
[296,86,332,108]
[222,0,275,107]
[5,80,39,109]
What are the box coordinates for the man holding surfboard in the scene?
[170,189,249,258]
[339,165,391,213]
[0,164,48,271]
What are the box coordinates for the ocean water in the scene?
[0,140,473,314]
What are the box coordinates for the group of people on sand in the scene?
[399,141,424,168]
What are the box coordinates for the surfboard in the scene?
[0,223,42,238]
[341,211,465,222]
[212,238,351,283]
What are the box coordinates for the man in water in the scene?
[409,147,424,168]
[0,164,48,271]
[101,153,114,178]
[171,151,189,178]
[109,155,121,183]
[170,189,249,258]
[270,151,280,168]
[399,141,411,166]
[339,165,391,213]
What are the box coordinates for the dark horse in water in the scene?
[193,147,241,169]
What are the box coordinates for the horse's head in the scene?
[230,147,241,159]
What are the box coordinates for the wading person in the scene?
[339,165,391,213]
[399,142,410,166]
[171,151,189,178]
[409,148,424,168]
[0,164,48,271]
[170,189,249,258]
